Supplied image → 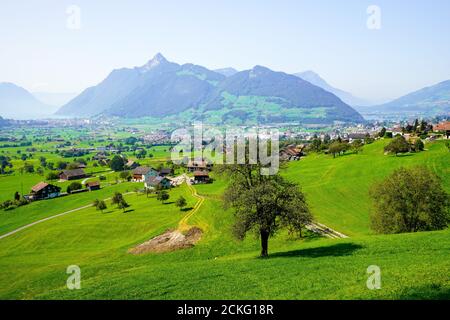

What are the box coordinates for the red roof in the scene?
[434,121,450,131]
[194,171,209,177]
[31,182,49,193]
[86,181,100,187]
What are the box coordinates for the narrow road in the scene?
[0,192,136,241]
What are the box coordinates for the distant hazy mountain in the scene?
[0,83,54,119]
[33,92,78,108]
[0,116,9,127]
[214,67,239,77]
[360,80,450,118]
[294,71,370,107]
[57,54,364,124]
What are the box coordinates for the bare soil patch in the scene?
[129,227,203,254]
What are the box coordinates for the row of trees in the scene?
[328,139,364,158]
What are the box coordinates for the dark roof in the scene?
[348,133,368,139]
[145,175,169,186]
[31,182,49,192]
[132,166,154,175]
[61,169,86,177]
[159,168,172,174]
[187,160,208,168]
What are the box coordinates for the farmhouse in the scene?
[145,175,172,190]
[187,160,211,172]
[280,145,304,161]
[193,171,210,184]
[132,166,158,182]
[347,133,368,142]
[60,169,87,181]
[434,121,450,138]
[159,167,173,177]
[85,181,101,191]
[29,182,61,200]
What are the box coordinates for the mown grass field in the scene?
[285,139,450,236]
[0,140,448,299]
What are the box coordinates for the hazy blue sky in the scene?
[1,0,449,102]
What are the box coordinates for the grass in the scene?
[284,140,450,236]
[0,140,448,299]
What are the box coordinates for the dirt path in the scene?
[129,176,206,254]
[178,174,205,231]
[0,192,135,241]
[306,221,349,239]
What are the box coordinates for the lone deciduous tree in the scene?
[176,196,187,211]
[370,166,449,234]
[157,190,170,204]
[94,199,107,213]
[221,164,312,257]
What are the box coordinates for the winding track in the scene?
[178,174,205,231]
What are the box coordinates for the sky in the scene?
[0,0,449,102]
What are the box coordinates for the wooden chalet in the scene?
[85,181,101,191]
[279,145,304,161]
[29,182,61,200]
[193,171,210,184]
[144,175,172,190]
[132,166,157,182]
[187,160,211,172]
[159,167,173,177]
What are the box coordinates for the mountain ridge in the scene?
[56,54,364,124]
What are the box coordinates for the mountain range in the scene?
[0,83,56,120]
[56,53,364,124]
[356,80,450,119]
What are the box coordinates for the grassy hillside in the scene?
[285,140,450,236]
[0,177,449,299]
[0,140,448,300]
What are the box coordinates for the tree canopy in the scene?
[370,166,449,234]
[221,163,312,257]
[384,136,410,156]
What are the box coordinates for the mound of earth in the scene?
[129,227,203,254]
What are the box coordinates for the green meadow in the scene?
[0,140,449,299]
[285,139,450,236]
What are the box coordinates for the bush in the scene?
[67,182,83,193]
[370,166,449,234]
[384,136,410,155]
[414,139,424,152]
[46,171,60,181]
[119,171,131,181]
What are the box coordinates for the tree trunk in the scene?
[260,229,269,258]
